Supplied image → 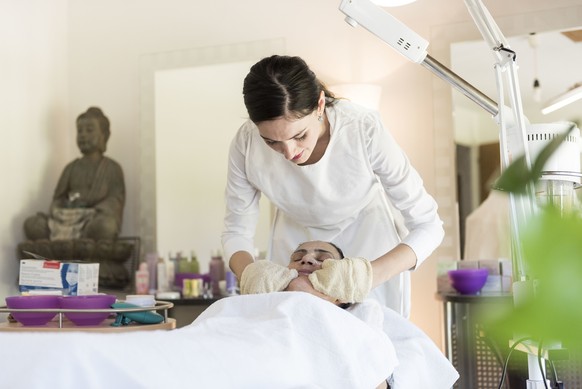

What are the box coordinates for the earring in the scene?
[318,114,323,122]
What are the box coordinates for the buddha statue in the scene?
[21,107,133,289]
[24,107,125,242]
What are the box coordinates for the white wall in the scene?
[3,0,582,348]
[154,62,272,272]
[0,0,69,302]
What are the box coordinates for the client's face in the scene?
[288,241,341,276]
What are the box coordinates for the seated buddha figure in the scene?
[24,107,125,242]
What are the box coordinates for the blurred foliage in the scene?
[487,123,582,353]
[487,208,582,351]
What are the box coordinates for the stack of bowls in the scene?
[5,295,60,326]
[58,294,117,326]
[5,294,118,327]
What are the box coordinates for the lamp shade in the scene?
[331,83,382,110]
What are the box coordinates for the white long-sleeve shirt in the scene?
[222,100,443,315]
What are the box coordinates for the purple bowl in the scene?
[58,294,117,326]
[448,268,489,295]
[5,295,60,326]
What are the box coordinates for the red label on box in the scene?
[43,261,61,269]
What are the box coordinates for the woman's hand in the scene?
[239,260,298,294]
[308,257,373,303]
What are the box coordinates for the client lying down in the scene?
[0,293,395,388]
[241,240,459,389]
[0,242,456,388]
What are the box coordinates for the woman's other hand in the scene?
[308,257,373,303]
[240,260,298,294]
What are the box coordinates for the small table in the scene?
[436,292,516,388]
[0,317,175,332]
[0,300,176,332]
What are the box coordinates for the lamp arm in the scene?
[421,55,498,116]
[463,0,509,57]
[338,0,498,116]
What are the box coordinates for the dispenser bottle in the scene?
[145,252,158,294]
[190,250,200,274]
[157,257,169,293]
[178,252,190,274]
[209,249,225,295]
[135,262,150,295]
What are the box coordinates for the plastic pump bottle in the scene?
[209,250,225,295]
[135,262,150,295]
[190,251,200,274]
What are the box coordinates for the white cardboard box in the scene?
[19,260,99,295]
[436,260,458,293]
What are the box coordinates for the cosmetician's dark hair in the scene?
[242,55,337,123]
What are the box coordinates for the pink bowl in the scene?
[58,294,117,326]
[5,295,60,326]
[448,268,489,295]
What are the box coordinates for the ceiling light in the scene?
[541,83,582,115]
[529,33,542,103]
[370,0,416,7]
[532,79,542,103]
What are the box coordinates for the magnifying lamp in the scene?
[338,0,580,386]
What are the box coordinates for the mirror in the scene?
[139,39,284,270]
[429,5,582,260]
[452,28,582,256]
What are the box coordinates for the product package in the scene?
[19,259,100,295]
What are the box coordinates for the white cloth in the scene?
[48,208,96,240]
[349,299,460,389]
[0,293,397,389]
[222,100,444,316]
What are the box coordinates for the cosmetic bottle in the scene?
[226,271,239,295]
[157,257,169,293]
[145,252,158,294]
[166,256,175,290]
[135,262,150,294]
[190,250,200,274]
[209,250,225,295]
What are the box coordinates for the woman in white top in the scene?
[222,55,443,316]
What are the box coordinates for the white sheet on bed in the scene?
[380,303,459,388]
[0,293,397,389]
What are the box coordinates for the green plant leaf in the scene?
[491,155,533,194]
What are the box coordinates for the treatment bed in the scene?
[0,293,457,388]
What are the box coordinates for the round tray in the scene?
[0,300,174,329]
